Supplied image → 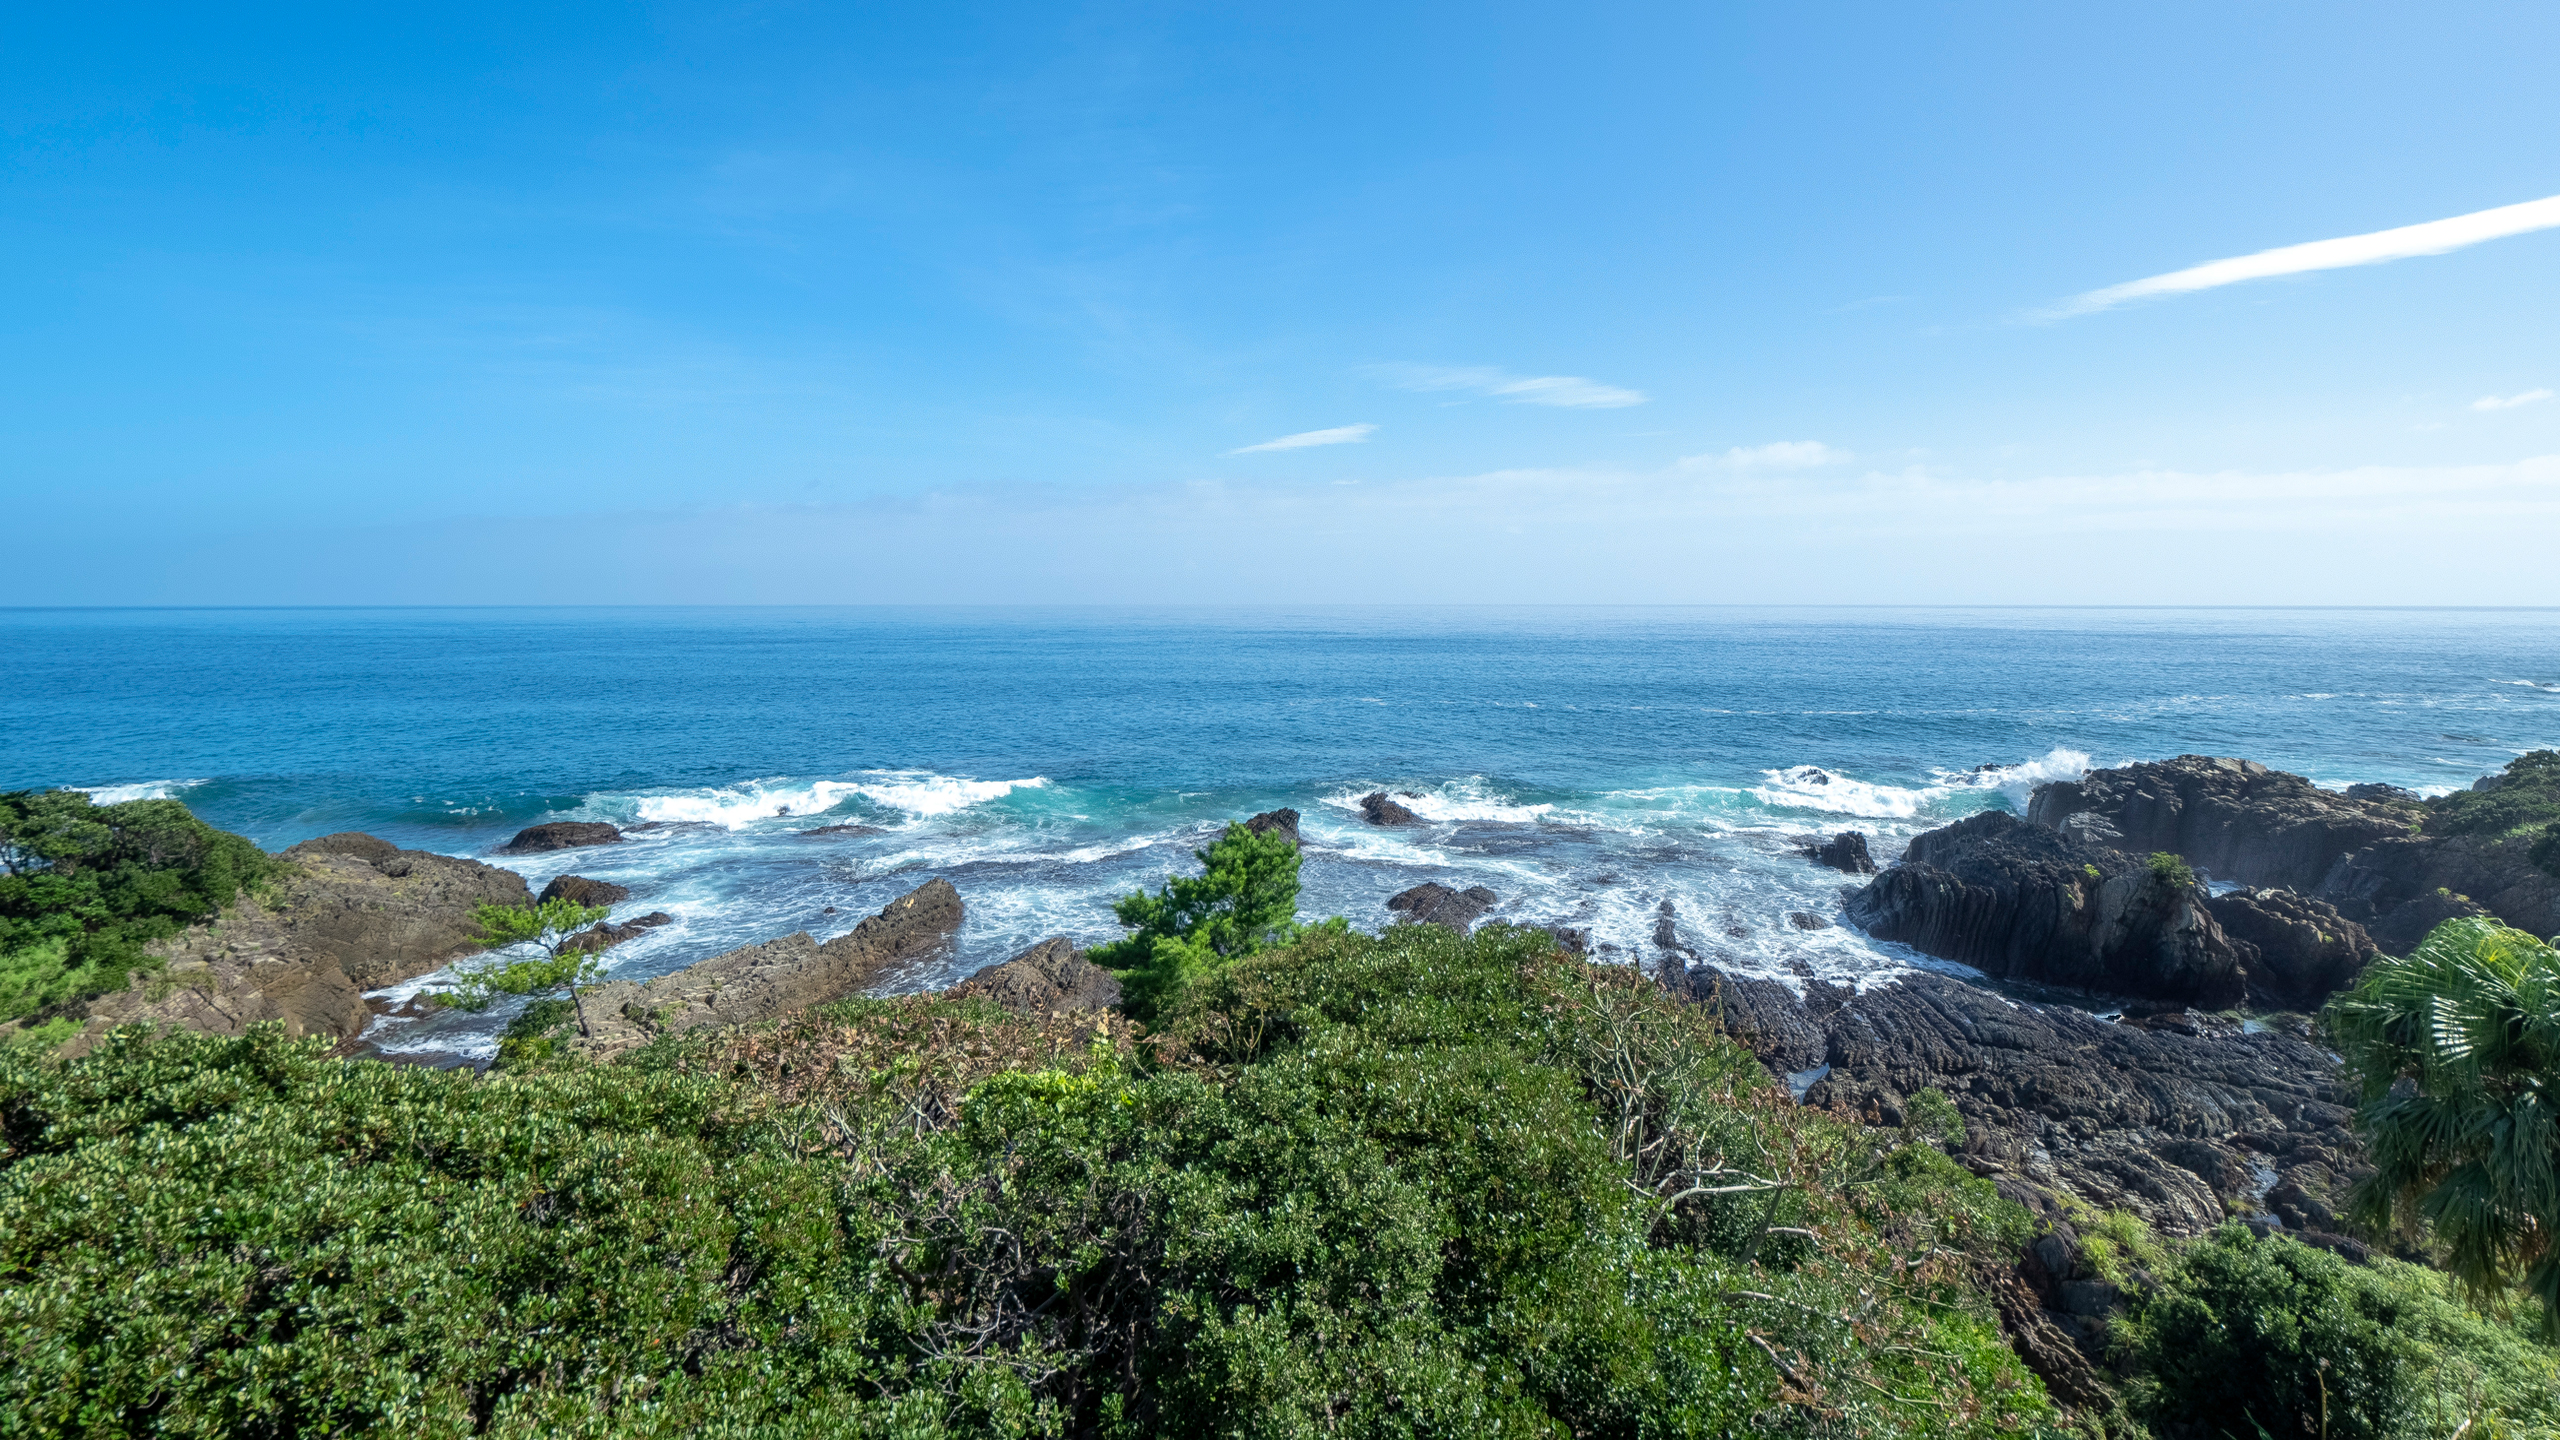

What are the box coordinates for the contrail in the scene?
[2046,193,2560,318]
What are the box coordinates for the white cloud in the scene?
[1367,363,1647,409]
[1679,440,1849,471]
[2044,193,2560,319]
[2473,389,2554,413]
[1226,423,1376,455]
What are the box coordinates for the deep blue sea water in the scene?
[6,606,2557,1060]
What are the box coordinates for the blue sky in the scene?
[5,1,2556,603]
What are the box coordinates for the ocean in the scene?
[6,606,2556,1061]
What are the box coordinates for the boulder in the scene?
[2206,888,2379,1008]
[1359,791,1421,826]
[540,874,631,907]
[46,836,533,1055]
[569,879,963,1057]
[497,821,623,854]
[1385,882,1498,932]
[1844,811,2246,1006]
[2025,755,2413,891]
[1244,808,1303,848]
[945,936,1122,1015]
[1798,831,1877,874]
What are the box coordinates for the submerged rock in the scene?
[1844,811,2245,1006]
[570,879,963,1058]
[498,821,624,854]
[796,823,885,837]
[2025,755,2412,891]
[945,936,1122,1015]
[1385,882,1498,932]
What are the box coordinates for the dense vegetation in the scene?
[0,789,279,1031]
[1086,821,1324,1019]
[2420,749,2560,877]
[0,922,2056,1436]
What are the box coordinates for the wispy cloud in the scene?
[2473,389,2553,413]
[1366,363,1647,409]
[1679,440,1849,471]
[1226,423,1376,455]
[2043,193,2560,319]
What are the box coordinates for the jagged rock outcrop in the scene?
[540,874,630,907]
[1798,831,1877,874]
[2206,888,2378,1009]
[568,879,962,1058]
[47,835,531,1055]
[559,911,674,955]
[1692,967,2364,1237]
[2026,755,2413,891]
[498,821,623,854]
[1244,808,1303,848]
[1385,882,1498,932]
[1844,811,2245,1006]
[944,936,1122,1015]
[1359,792,1420,826]
[2319,834,2554,953]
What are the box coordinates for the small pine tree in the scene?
[1091,822,1306,1017]
[439,898,614,1036]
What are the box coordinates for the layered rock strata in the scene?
[2025,755,2413,891]
[944,936,1123,1016]
[568,878,963,1058]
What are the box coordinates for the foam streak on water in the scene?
[9,605,2559,1060]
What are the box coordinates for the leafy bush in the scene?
[2123,1225,2560,1440]
[0,922,2058,1436]
[0,790,280,1022]
[2423,750,2560,841]
[2146,850,2198,890]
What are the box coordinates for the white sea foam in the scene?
[1319,777,1558,825]
[1939,747,2092,812]
[2497,679,2560,694]
[628,772,1045,829]
[73,779,206,803]
[1750,765,1939,819]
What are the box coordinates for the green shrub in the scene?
[2146,850,2198,890]
[0,790,281,1022]
[2422,750,2560,841]
[1089,821,1318,1020]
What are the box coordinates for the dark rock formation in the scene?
[2346,782,2420,804]
[2207,888,2379,1008]
[945,936,1122,1015]
[45,836,533,1055]
[1798,831,1877,874]
[1244,808,1303,848]
[796,823,885,837]
[1786,911,1830,931]
[1785,970,2360,1237]
[497,821,624,854]
[1540,925,1589,954]
[1359,791,1421,826]
[1386,882,1498,932]
[2026,755,2413,891]
[571,879,963,1057]
[2319,834,2553,953]
[540,874,631,908]
[1844,811,2246,1006]
[558,912,674,956]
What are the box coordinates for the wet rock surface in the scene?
[1359,791,1421,826]
[539,874,630,908]
[1798,830,1877,874]
[944,935,1123,1015]
[497,821,624,854]
[1244,807,1303,848]
[1845,811,2246,1006]
[569,879,963,1058]
[558,911,674,955]
[53,836,531,1055]
[2026,754,2413,891]
[1386,881,1498,931]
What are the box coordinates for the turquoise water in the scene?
[6,606,2556,1058]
